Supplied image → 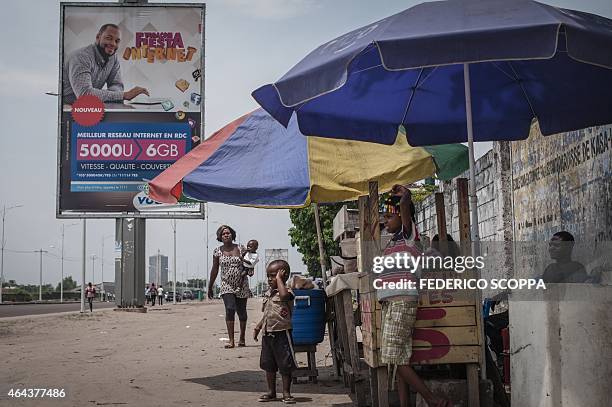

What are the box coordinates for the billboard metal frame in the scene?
[56,2,206,219]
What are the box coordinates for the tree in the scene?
[56,276,77,291]
[288,204,343,277]
[187,278,206,289]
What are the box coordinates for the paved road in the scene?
[0,302,117,318]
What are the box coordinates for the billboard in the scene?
[57,3,205,218]
[264,249,289,266]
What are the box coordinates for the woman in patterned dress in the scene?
[207,225,251,348]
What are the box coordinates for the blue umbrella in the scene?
[252,0,612,242]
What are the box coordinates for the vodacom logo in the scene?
[71,94,105,126]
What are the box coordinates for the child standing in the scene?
[379,185,451,407]
[253,260,296,404]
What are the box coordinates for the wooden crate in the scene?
[359,272,481,369]
[333,206,360,241]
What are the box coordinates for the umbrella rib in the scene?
[350,63,384,75]
[491,62,516,82]
[401,68,424,125]
[507,61,538,119]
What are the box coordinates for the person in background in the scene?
[424,234,461,261]
[541,231,588,283]
[253,260,296,404]
[145,284,151,305]
[150,283,156,306]
[157,285,164,306]
[85,282,96,312]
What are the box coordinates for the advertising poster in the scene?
[57,3,204,216]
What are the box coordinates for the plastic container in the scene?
[291,289,326,345]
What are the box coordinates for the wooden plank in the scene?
[435,192,449,256]
[369,367,379,407]
[410,345,480,365]
[414,306,476,327]
[457,179,486,381]
[413,326,479,347]
[357,190,380,276]
[456,178,471,254]
[341,290,367,406]
[334,294,352,376]
[418,290,476,308]
[376,366,388,407]
[418,270,478,307]
[466,364,481,407]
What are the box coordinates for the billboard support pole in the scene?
[173,219,177,304]
[81,219,86,313]
[116,218,145,308]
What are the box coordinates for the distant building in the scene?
[148,253,168,287]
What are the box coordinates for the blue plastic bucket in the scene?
[291,289,326,345]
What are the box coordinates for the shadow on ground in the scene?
[185,367,350,397]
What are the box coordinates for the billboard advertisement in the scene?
[57,3,205,217]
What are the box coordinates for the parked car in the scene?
[164,291,181,302]
[182,290,193,300]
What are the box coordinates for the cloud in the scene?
[222,0,321,20]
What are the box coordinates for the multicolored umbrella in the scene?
[148,108,468,208]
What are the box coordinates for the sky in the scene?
[0,0,611,289]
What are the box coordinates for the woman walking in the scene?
[85,282,96,312]
[207,225,251,349]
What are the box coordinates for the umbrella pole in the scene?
[464,63,486,382]
[313,203,328,286]
[463,63,481,247]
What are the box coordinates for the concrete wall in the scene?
[509,285,612,407]
[511,124,612,281]
[414,124,611,406]
[414,141,514,296]
[509,124,612,406]
[415,141,513,244]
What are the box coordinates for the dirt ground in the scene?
[0,301,353,407]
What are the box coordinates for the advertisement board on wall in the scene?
[57,2,205,218]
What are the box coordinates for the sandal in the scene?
[258,394,277,402]
[282,396,296,404]
[224,343,235,349]
[237,342,246,347]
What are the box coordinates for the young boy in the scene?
[380,184,451,407]
[239,239,260,290]
[253,260,296,404]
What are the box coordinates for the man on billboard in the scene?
[62,23,149,104]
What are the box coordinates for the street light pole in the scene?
[101,238,104,301]
[61,225,65,303]
[60,222,79,303]
[172,219,177,303]
[100,235,112,302]
[37,248,48,301]
[1,204,22,304]
[90,254,97,286]
[205,203,209,299]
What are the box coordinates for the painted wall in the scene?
[414,124,611,406]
